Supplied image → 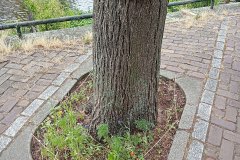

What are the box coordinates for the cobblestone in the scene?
[201,90,215,105]
[38,86,59,100]
[0,136,11,153]
[4,116,28,137]
[187,140,204,160]
[219,139,234,160]
[197,103,212,121]
[207,125,223,146]
[192,119,209,142]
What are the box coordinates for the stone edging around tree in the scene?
[0,66,203,160]
[161,70,203,160]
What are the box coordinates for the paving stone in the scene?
[0,135,12,153]
[0,74,11,86]
[212,58,222,69]
[12,89,28,98]
[204,143,220,159]
[30,85,47,92]
[217,35,226,43]
[219,139,234,160]
[179,104,196,129]
[205,79,218,92]
[166,66,185,73]
[0,80,13,95]
[235,156,240,160]
[206,157,215,160]
[0,98,19,113]
[168,131,190,160]
[187,71,205,79]
[233,61,240,71]
[230,81,239,94]
[12,82,31,90]
[21,99,44,117]
[212,108,225,118]
[1,107,23,125]
[9,75,30,83]
[237,117,240,134]
[223,130,240,144]
[211,115,236,131]
[75,54,91,64]
[7,69,27,76]
[71,58,93,80]
[5,63,23,70]
[36,79,52,86]
[0,123,7,134]
[41,73,58,80]
[197,103,212,121]
[201,90,215,105]
[52,72,70,86]
[228,99,240,109]
[4,116,28,137]
[23,91,40,100]
[64,63,80,73]
[0,68,8,77]
[38,86,59,100]
[218,90,239,101]
[214,95,226,110]
[52,79,77,101]
[192,119,209,142]
[214,50,223,59]
[220,72,230,84]
[223,55,233,64]
[225,106,238,122]
[187,140,204,160]
[16,99,30,107]
[219,29,227,36]
[236,144,240,157]
[216,42,225,50]
[207,125,223,146]
[209,68,220,79]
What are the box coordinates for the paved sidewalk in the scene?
[204,10,240,160]
[0,3,240,160]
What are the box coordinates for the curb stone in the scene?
[185,18,228,159]
[162,70,203,160]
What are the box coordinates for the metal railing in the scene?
[0,0,214,38]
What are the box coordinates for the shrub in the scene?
[23,0,92,31]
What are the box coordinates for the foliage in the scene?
[23,0,92,31]
[135,119,155,132]
[38,78,154,159]
[168,0,220,12]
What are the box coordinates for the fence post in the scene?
[210,0,214,9]
[16,26,22,39]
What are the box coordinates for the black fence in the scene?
[0,0,214,38]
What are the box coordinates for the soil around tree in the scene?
[31,74,186,160]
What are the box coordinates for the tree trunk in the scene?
[90,0,168,135]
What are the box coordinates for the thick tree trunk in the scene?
[90,0,168,135]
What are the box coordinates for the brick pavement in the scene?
[0,43,89,135]
[0,4,240,159]
[203,10,240,160]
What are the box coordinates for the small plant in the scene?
[97,123,109,140]
[135,119,155,132]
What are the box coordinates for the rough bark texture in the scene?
[90,0,168,135]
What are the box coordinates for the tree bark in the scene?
[90,0,168,135]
